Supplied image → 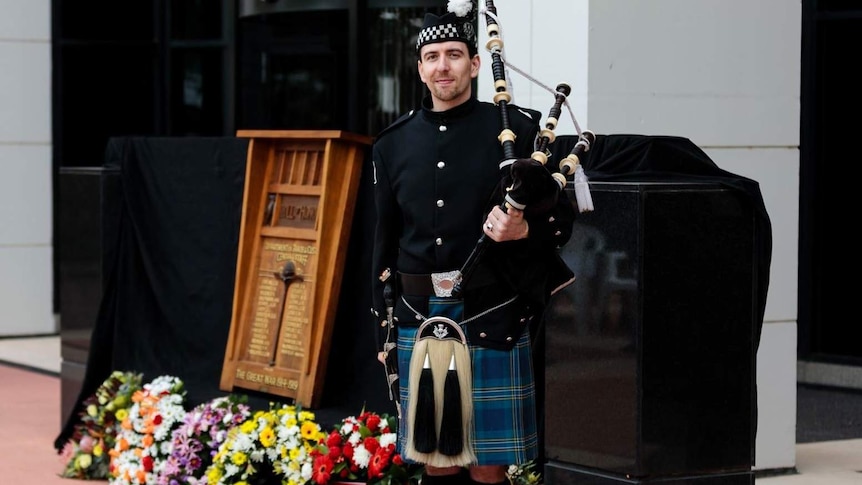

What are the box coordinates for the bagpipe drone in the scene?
[452,0,595,298]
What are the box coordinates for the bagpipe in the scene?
[451,0,595,298]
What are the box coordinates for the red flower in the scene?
[142,455,154,472]
[326,430,342,447]
[363,436,380,454]
[153,414,163,425]
[327,445,342,460]
[365,413,381,431]
[392,453,404,466]
[343,443,355,460]
[368,446,393,478]
[312,455,334,484]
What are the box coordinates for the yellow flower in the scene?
[259,426,276,447]
[240,419,257,434]
[298,410,315,422]
[75,453,92,469]
[93,443,103,457]
[206,466,223,483]
[87,404,98,417]
[115,408,128,421]
[300,421,318,440]
[231,451,248,466]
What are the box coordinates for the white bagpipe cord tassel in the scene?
[574,164,594,213]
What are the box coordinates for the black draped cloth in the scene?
[549,133,772,349]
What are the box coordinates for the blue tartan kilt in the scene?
[396,298,539,466]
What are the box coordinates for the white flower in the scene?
[447,0,473,17]
[379,432,398,448]
[353,444,372,469]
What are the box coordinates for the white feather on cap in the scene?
[447,0,473,18]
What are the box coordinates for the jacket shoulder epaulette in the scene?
[374,109,419,141]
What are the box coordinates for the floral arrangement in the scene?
[156,394,252,485]
[205,403,324,485]
[507,460,543,485]
[59,371,144,480]
[108,375,187,485]
[309,411,421,485]
[59,369,545,485]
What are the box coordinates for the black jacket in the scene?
[370,96,575,351]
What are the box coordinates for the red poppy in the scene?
[312,455,334,484]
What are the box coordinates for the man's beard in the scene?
[430,82,467,102]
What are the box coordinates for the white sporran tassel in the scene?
[574,164,594,212]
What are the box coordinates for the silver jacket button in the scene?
[437,199,445,207]
[437,161,445,169]
[439,125,447,132]
[479,332,487,338]
[435,237,443,246]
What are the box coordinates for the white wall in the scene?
[0,0,55,336]
[479,0,800,472]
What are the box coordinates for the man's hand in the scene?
[483,205,529,242]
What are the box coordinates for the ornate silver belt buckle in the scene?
[430,270,462,298]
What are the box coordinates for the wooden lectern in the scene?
[220,130,372,408]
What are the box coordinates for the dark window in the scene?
[366,6,444,134]
[237,11,349,130]
[170,0,223,40]
[169,47,226,135]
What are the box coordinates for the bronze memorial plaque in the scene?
[220,130,372,407]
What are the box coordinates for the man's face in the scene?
[418,41,480,110]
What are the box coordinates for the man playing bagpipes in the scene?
[369,1,583,483]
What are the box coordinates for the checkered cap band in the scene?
[416,22,461,51]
